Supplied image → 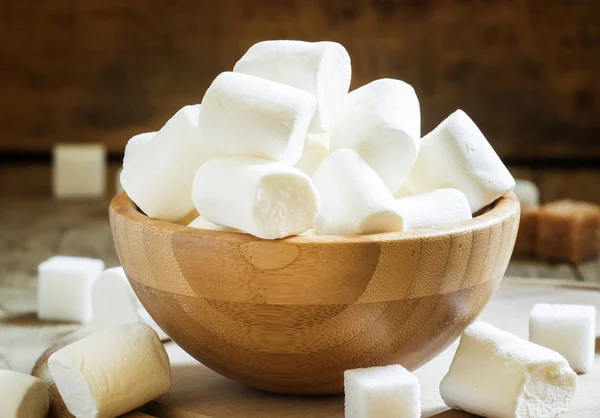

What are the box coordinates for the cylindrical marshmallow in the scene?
[120,105,213,222]
[187,215,241,233]
[405,110,515,212]
[123,132,155,167]
[330,78,420,194]
[233,40,351,133]
[91,267,169,340]
[312,149,404,236]
[393,182,413,199]
[440,322,577,418]
[294,133,330,176]
[0,370,49,418]
[514,179,540,209]
[198,72,316,165]
[395,188,472,230]
[192,157,320,239]
[48,323,171,418]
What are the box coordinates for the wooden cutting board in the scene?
[146,279,600,417]
[34,279,600,417]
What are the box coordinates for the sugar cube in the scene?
[52,144,106,200]
[530,303,596,373]
[37,256,105,322]
[344,364,420,418]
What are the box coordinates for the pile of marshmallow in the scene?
[121,40,515,239]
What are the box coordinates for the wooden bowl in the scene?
[109,192,520,395]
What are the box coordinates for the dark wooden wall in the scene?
[1,0,599,160]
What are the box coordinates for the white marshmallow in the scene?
[37,256,105,322]
[440,321,577,418]
[294,133,330,176]
[233,40,351,132]
[299,228,318,237]
[199,72,316,165]
[406,110,515,212]
[330,79,420,194]
[52,144,106,200]
[120,105,213,222]
[530,303,596,373]
[48,323,171,418]
[192,157,320,239]
[187,215,240,233]
[0,370,49,418]
[395,188,472,230]
[514,179,540,209]
[393,182,413,199]
[312,149,403,236]
[123,132,155,167]
[91,267,169,340]
[344,365,420,418]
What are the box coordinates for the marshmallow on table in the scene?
[395,188,472,230]
[121,105,213,222]
[38,256,105,322]
[91,267,169,340]
[294,133,330,176]
[330,78,420,194]
[198,72,316,165]
[406,110,515,213]
[344,365,420,418]
[440,321,577,418]
[530,303,596,374]
[48,323,171,418]
[514,179,540,209]
[53,144,106,200]
[123,132,155,167]
[188,215,241,233]
[312,149,403,236]
[0,370,49,418]
[192,157,319,239]
[233,40,351,133]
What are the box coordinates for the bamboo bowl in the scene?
[109,192,520,395]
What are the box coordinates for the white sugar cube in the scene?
[330,78,420,194]
[38,256,105,322]
[313,149,403,236]
[530,303,596,373]
[199,72,316,165]
[406,110,515,212]
[233,40,351,133]
[52,144,106,200]
[192,157,320,239]
[344,365,420,418]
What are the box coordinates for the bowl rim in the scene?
[109,192,520,244]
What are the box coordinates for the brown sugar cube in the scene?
[513,208,539,257]
[536,200,600,263]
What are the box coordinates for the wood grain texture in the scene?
[0,0,599,158]
[109,192,520,395]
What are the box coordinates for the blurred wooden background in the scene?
[0,0,599,161]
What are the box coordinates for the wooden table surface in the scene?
[0,194,599,416]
